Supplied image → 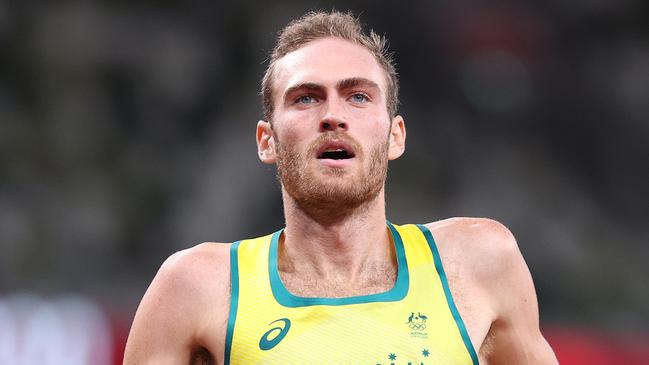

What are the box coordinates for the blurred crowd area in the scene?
[1,0,648,363]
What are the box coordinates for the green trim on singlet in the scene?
[224,241,242,365]
[268,222,409,307]
[416,224,479,365]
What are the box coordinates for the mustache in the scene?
[306,132,363,157]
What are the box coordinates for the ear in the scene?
[256,120,277,164]
[388,115,406,160]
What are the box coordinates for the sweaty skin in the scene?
[123,38,558,365]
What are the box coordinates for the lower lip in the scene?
[317,158,355,168]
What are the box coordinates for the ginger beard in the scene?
[275,131,390,219]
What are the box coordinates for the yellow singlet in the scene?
[225,222,479,365]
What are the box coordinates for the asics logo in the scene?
[259,318,291,351]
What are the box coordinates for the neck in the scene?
[279,186,395,283]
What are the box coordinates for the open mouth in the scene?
[318,149,354,160]
[316,142,356,160]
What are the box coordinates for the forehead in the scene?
[272,37,387,98]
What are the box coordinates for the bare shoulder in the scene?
[420,218,522,345]
[151,242,232,307]
[152,241,233,332]
[124,242,232,364]
[160,241,232,289]
[424,217,521,283]
[424,216,516,247]
[424,217,558,364]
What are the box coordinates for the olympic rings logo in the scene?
[409,322,427,331]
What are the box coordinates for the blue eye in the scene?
[297,95,316,104]
[351,93,368,103]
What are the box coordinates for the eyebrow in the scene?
[336,77,380,91]
[283,78,381,101]
[283,82,323,101]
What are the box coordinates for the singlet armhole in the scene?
[224,241,242,365]
[416,224,479,365]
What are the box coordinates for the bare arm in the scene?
[123,243,230,365]
[480,220,558,364]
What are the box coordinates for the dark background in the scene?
[1,0,648,362]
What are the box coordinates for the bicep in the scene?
[486,234,558,364]
[123,258,198,364]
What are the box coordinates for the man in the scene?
[124,11,558,365]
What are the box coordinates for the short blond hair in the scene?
[261,10,399,121]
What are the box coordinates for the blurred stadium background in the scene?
[1,0,648,363]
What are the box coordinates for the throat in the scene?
[278,262,397,298]
[276,208,398,298]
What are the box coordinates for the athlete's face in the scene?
[257,37,405,212]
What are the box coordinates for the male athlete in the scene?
[124,11,558,365]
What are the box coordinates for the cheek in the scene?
[357,116,391,141]
[273,118,301,142]
[273,123,311,154]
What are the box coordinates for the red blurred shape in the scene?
[546,327,649,365]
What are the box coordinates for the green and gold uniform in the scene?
[225,222,478,365]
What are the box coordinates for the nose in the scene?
[320,118,347,131]
[319,100,348,132]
